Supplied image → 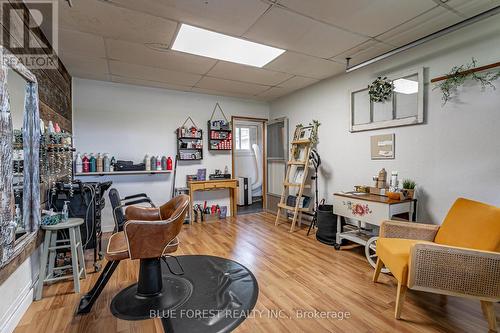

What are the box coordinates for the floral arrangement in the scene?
[368,76,393,103]
[434,58,500,105]
[345,201,372,217]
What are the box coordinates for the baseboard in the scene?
[0,276,37,333]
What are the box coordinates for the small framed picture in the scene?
[299,126,313,140]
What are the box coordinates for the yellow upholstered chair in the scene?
[373,198,500,331]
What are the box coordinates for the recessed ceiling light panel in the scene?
[172,24,285,67]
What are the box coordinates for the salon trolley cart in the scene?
[333,192,417,273]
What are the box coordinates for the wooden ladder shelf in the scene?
[275,138,313,232]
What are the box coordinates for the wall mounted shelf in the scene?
[75,170,172,176]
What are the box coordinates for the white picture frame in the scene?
[349,67,424,132]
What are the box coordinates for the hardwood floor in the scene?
[15,212,497,333]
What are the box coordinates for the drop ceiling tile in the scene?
[59,29,106,58]
[59,51,109,78]
[278,76,319,91]
[278,0,437,37]
[244,7,368,58]
[256,87,287,100]
[108,61,202,86]
[377,7,462,47]
[331,40,395,66]
[59,0,178,45]
[446,0,500,17]
[110,75,192,92]
[108,0,270,36]
[195,77,270,95]
[190,87,255,99]
[207,61,293,86]
[265,52,345,79]
[106,39,216,74]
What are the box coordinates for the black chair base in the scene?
[110,258,193,321]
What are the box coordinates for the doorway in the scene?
[232,117,267,215]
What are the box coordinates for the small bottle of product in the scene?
[390,171,398,190]
[47,121,55,133]
[110,156,116,172]
[96,153,103,172]
[103,153,110,172]
[145,154,151,171]
[75,152,83,173]
[82,154,90,173]
[89,154,97,173]
[150,156,157,171]
[167,156,173,170]
[156,156,161,170]
[161,156,167,170]
[62,201,70,222]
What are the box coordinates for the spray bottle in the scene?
[110,156,116,172]
[62,201,70,222]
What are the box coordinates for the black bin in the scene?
[316,204,340,246]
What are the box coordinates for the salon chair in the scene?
[107,194,191,320]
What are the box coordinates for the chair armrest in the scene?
[408,243,500,301]
[380,220,439,241]
[125,206,161,221]
[124,219,180,260]
[123,193,149,200]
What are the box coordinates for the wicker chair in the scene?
[373,198,500,331]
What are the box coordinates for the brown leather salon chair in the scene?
[106,194,192,320]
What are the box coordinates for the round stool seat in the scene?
[41,217,84,230]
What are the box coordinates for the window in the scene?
[350,68,424,132]
[235,127,250,150]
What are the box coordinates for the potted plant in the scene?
[402,179,416,199]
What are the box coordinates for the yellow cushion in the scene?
[434,198,500,252]
[377,238,431,284]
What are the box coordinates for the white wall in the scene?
[73,79,269,231]
[0,247,40,333]
[270,15,500,224]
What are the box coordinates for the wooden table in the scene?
[187,179,238,224]
[333,192,417,271]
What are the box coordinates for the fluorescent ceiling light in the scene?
[172,24,285,67]
[393,78,418,95]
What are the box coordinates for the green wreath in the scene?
[368,77,393,103]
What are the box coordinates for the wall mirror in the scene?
[350,67,424,132]
[0,47,40,268]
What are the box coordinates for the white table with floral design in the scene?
[333,192,416,271]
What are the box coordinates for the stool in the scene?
[35,218,87,300]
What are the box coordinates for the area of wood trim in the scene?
[0,230,43,285]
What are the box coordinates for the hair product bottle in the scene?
[96,153,103,172]
[103,153,110,172]
[89,154,97,173]
[110,156,116,172]
[150,156,157,172]
[167,156,173,170]
[145,154,151,171]
[75,152,83,173]
[82,154,90,173]
[156,156,161,170]
[161,156,167,170]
